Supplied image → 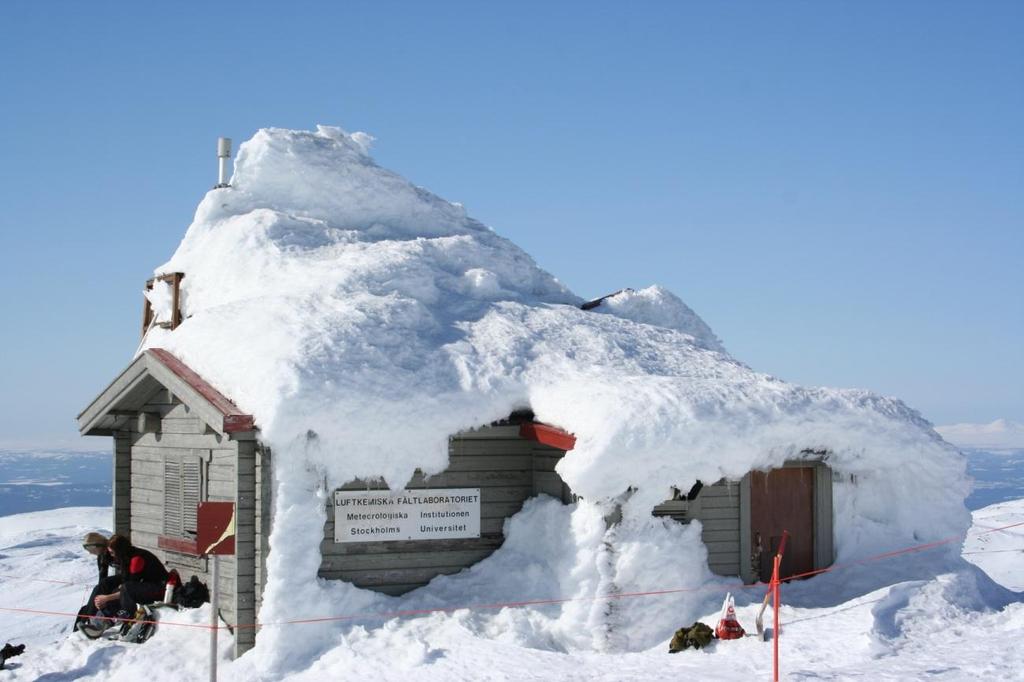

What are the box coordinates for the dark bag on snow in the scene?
[1,643,25,670]
[176,575,210,608]
[668,621,715,653]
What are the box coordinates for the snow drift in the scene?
[4,502,1021,680]
[140,125,970,673]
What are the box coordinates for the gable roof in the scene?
[78,348,254,437]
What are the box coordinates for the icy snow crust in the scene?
[142,126,970,673]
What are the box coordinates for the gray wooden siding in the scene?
[319,424,569,595]
[653,479,741,577]
[114,432,132,535]
[254,445,271,616]
[233,438,258,654]
[812,463,834,571]
[739,474,752,583]
[532,441,574,502]
[655,463,836,583]
[127,392,239,642]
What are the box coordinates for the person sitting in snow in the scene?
[73,532,122,632]
[83,532,114,581]
[83,535,168,635]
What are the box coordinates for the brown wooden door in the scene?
[749,467,815,582]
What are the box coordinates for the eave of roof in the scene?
[77,348,255,438]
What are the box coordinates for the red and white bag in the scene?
[715,592,746,640]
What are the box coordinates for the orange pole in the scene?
[772,554,781,682]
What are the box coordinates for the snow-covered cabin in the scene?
[78,353,585,655]
[78,346,837,656]
[77,126,967,663]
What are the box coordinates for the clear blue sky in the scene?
[0,1,1021,449]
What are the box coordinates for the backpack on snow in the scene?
[668,622,715,653]
[176,575,210,608]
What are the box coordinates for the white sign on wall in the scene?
[334,488,481,543]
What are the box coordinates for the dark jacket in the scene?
[96,551,120,581]
[123,547,169,585]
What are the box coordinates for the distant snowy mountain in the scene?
[936,419,1024,451]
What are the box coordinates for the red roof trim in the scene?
[519,422,576,451]
[146,348,255,434]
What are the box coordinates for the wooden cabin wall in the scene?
[318,424,570,595]
[125,390,254,654]
[234,438,258,654]
[653,479,742,577]
[532,440,574,502]
[254,444,272,615]
[113,432,131,535]
[654,462,835,584]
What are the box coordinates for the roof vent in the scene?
[215,137,232,188]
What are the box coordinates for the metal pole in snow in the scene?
[772,554,781,682]
[210,555,219,682]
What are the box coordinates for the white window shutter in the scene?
[182,457,201,536]
[163,458,183,537]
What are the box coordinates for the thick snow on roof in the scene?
[141,126,970,672]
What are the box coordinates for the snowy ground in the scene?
[963,499,1024,592]
[1,502,1021,681]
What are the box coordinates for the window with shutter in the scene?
[164,459,183,537]
[182,458,201,536]
[163,454,206,539]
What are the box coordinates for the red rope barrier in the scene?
[778,519,1024,582]
[240,580,761,630]
[782,534,963,582]
[0,605,216,630]
[235,519,1024,630]
[972,521,1024,535]
[1,520,1020,633]
[970,521,1024,535]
